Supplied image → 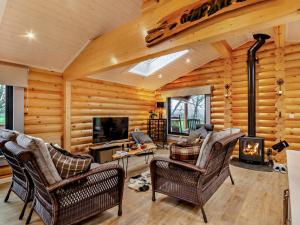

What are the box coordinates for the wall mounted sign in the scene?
[145,0,269,47]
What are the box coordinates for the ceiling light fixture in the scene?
[25,31,35,40]
[186,58,191,63]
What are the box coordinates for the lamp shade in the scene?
[156,102,165,108]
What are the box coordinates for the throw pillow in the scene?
[186,127,207,144]
[50,144,93,161]
[16,134,62,185]
[197,126,208,138]
[47,144,92,179]
[133,132,153,144]
[170,143,202,165]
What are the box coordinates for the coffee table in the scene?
[112,144,157,177]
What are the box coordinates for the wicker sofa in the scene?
[150,131,244,223]
[4,135,125,225]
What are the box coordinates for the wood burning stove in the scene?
[239,33,270,164]
[239,136,264,163]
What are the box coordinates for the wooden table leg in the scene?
[125,157,129,178]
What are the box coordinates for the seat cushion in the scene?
[47,144,92,179]
[170,143,202,165]
[16,134,62,185]
[196,128,241,168]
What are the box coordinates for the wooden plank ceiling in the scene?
[1,0,300,90]
[0,0,141,72]
[63,0,300,80]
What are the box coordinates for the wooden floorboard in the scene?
[0,150,287,225]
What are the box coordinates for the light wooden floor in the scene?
[0,150,288,225]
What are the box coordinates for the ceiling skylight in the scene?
[129,49,189,77]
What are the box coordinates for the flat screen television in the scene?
[93,117,129,144]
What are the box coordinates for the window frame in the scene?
[167,94,210,136]
[5,86,13,130]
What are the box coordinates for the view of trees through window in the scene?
[168,95,205,134]
[0,85,5,127]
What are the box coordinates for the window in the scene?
[168,95,209,135]
[0,85,5,128]
[129,50,189,77]
[0,85,13,130]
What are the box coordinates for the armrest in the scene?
[151,156,206,174]
[47,164,124,193]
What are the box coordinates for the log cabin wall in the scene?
[24,68,64,145]
[159,41,300,152]
[8,43,300,154]
[70,79,156,152]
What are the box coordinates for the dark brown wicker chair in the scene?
[5,141,125,225]
[1,137,33,220]
[150,132,244,223]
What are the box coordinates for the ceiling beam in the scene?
[212,40,232,58]
[63,0,300,81]
[273,25,286,48]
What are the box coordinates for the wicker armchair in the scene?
[1,135,33,220]
[150,132,244,223]
[5,141,125,225]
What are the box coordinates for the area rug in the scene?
[230,157,273,172]
[128,171,151,192]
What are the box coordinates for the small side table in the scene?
[112,146,156,177]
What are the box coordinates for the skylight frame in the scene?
[129,49,189,77]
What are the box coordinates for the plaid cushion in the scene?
[170,143,202,165]
[47,144,92,179]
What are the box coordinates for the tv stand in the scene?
[89,140,134,163]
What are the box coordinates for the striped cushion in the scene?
[170,143,202,165]
[47,144,92,179]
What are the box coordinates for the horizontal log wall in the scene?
[24,69,63,145]
[70,79,156,152]
[160,41,300,152]
[284,44,300,149]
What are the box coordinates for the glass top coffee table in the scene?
[112,144,156,177]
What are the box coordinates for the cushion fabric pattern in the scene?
[47,144,92,179]
[16,134,62,184]
[170,143,202,165]
[196,128,241,168]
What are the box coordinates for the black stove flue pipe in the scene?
[247,34,270,137]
